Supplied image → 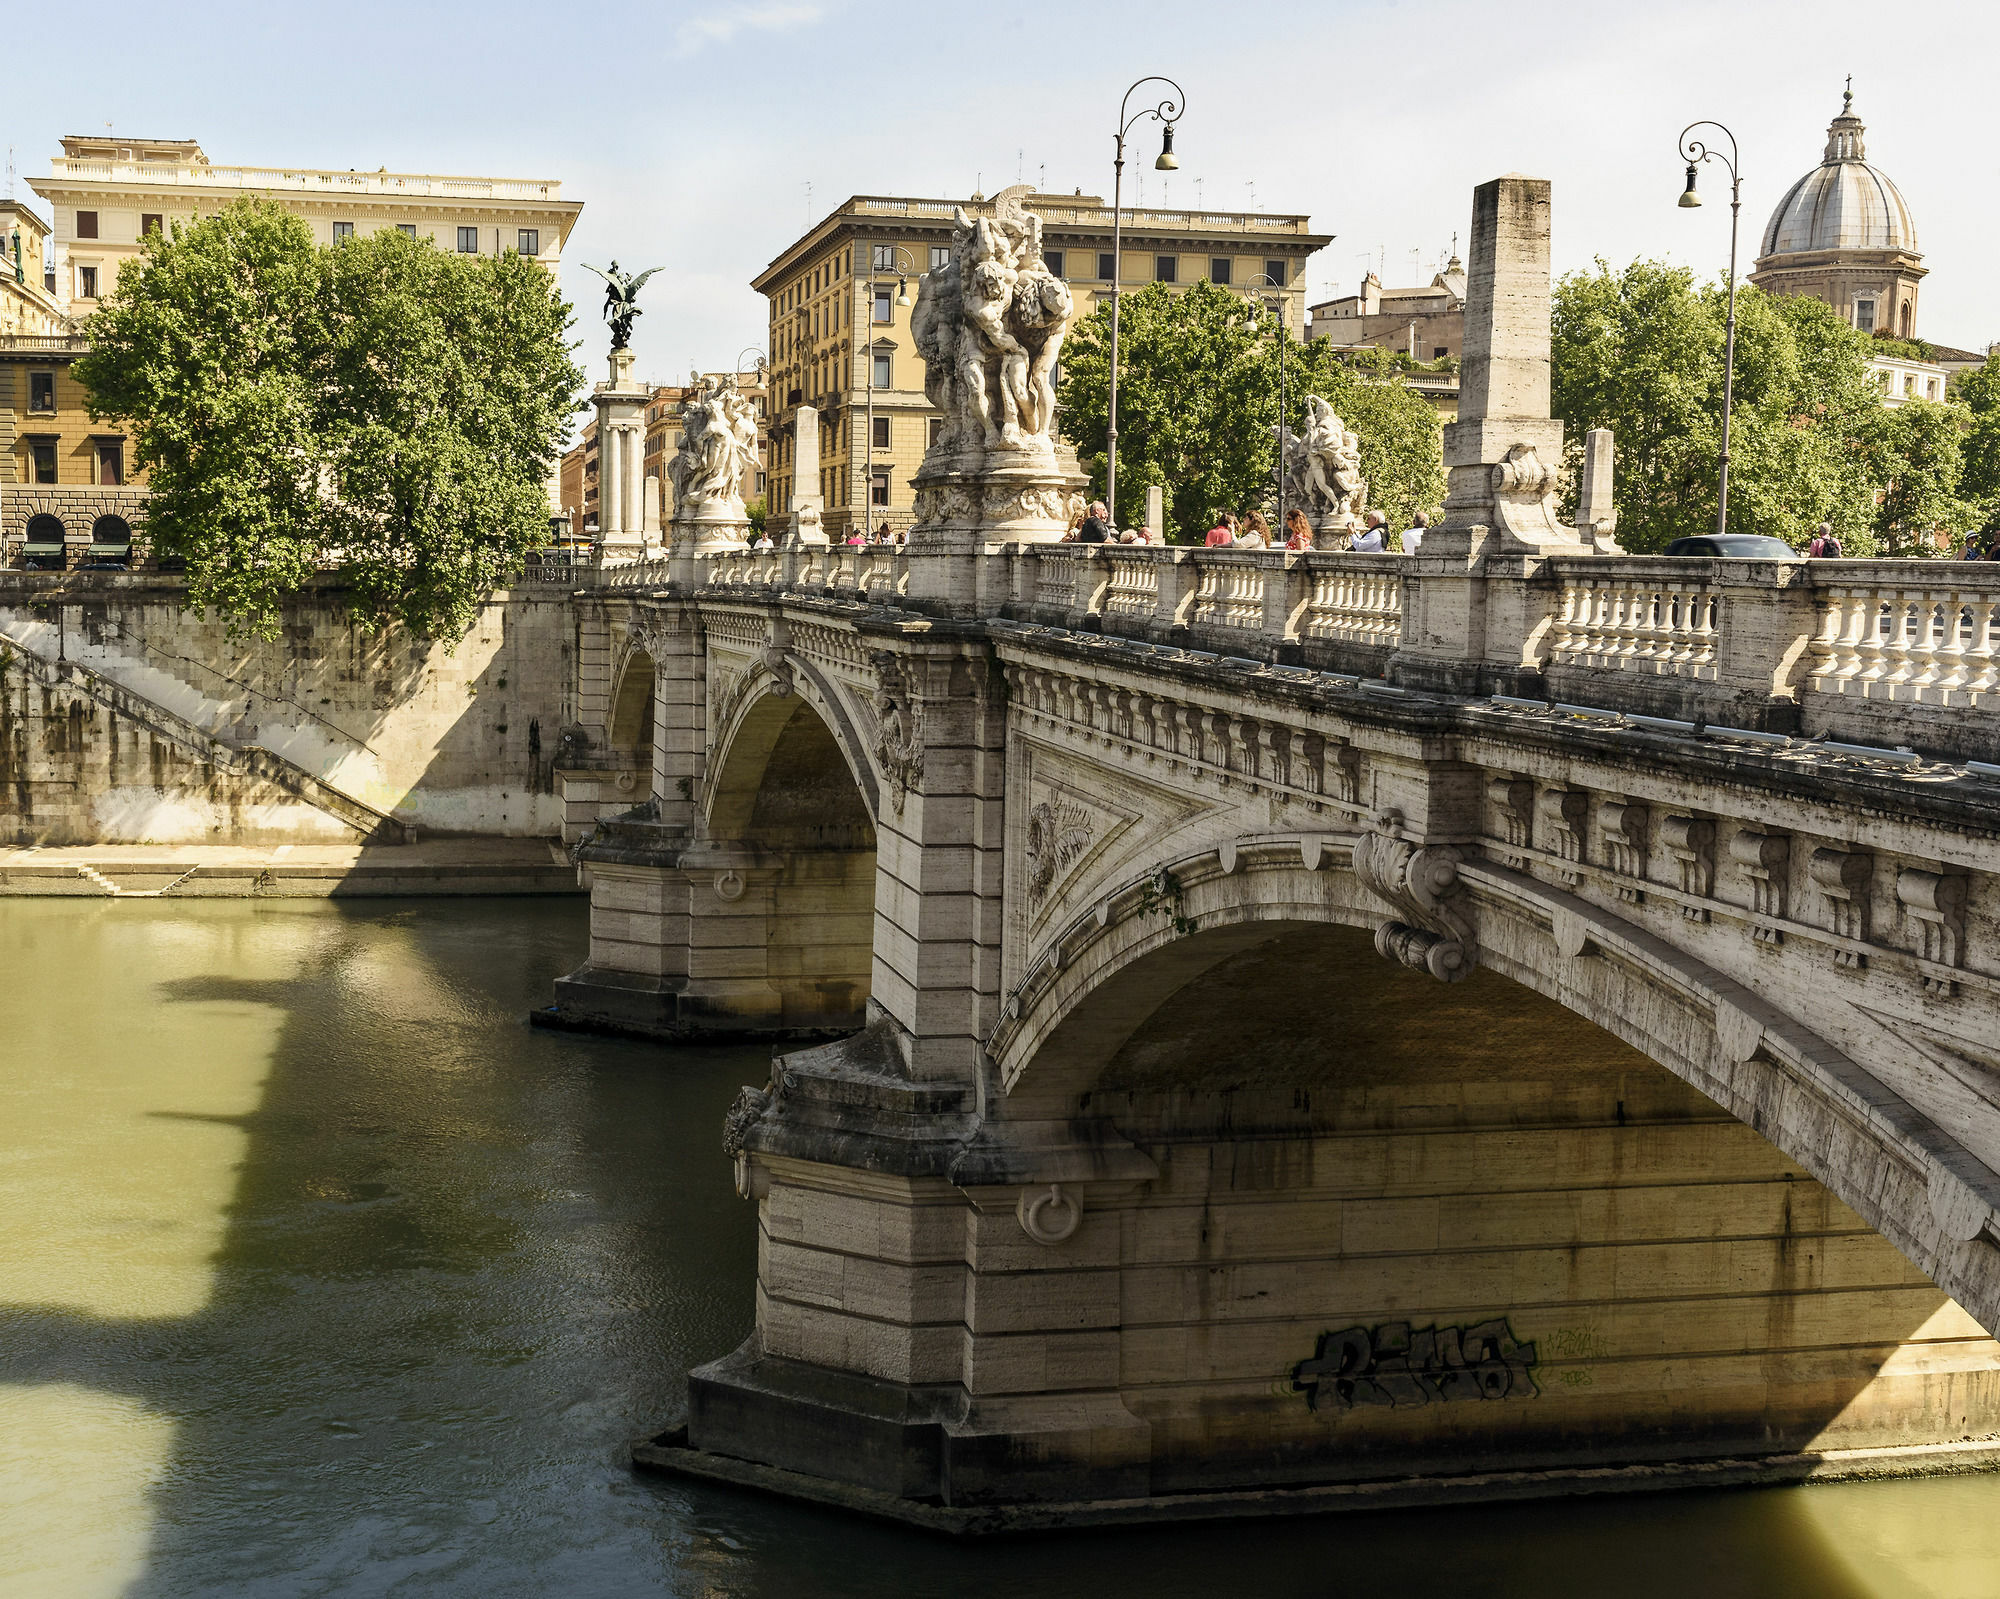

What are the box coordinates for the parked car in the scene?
[1663,535,1798,558]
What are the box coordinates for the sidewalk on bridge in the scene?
[0,837,582,898]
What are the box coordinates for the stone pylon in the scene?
[592,347,652,566]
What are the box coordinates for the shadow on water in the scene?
[0,897,1984,1597]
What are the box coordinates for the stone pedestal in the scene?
[904,440,1086,614]
[592,348,653,566]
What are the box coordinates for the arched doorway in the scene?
[22,514,65,570]
[996,917,1999,1495]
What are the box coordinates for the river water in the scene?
[2,897,1998,1598]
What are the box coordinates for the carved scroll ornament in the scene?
[868,651,925,814]
[1351,809,1476,982]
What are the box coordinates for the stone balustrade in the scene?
[577,544,2000,761]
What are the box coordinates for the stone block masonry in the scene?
[0,571,574,843]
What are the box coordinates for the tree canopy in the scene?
[1055,280,1443,541]
[1551,259,1970,554]
[1955,354,2000,534]
[78,198,581,638]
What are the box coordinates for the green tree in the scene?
[78,198,581,639]
[1865,399,1970,553]
[1055,280,1443,540]
[1955,355,2000,531]
[1551,260,1886,552]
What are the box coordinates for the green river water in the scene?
[3,897,1999,1598]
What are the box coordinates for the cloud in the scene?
[671,2,827,58]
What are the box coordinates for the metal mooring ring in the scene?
[1017,1183,1082,1245]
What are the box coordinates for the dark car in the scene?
[1663,535,1798,558]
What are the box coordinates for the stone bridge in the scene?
[545,176,2000,1526]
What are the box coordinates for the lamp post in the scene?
[1248,275,1289,542]
[861,247,915,539]
[1677,120,1743,539]
[1107,75,1183,530]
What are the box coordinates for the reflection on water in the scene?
[1,898,1997,1598]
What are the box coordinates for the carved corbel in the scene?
[1487,776,1534,869]
[1599,800,1650,903]
[1808,847,1872,966]
[1730,829,1790,942]
[1898,867,1968,996]
[1537,788,1589,886]
[1352,809,1476,983]
[1661,815,1715,921]
[1322,738,1362,806]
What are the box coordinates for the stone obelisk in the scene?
[591,347,652,565]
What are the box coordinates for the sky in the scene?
[7,0,1997,391]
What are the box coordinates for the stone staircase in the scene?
[4,641,413,845]
[72,861,204,897]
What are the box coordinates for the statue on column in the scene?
[911,187,1074,456]
[668,372,762,521]
[582,260,661,351]
[1278,394,1367,530]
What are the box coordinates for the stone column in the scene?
[790,404,828,546]
[1574,428,1623,553]
[1391,175,1588,694]
[592,348,652,565]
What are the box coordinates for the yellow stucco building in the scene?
[28,134,582,317]
[752,192,1331,538]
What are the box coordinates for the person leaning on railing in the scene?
[1284,509,1314,551]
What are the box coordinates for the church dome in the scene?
[1759,92,1918,258]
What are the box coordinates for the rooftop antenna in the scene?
[5,147,14,201]
[1247,181,1257,211]
[803,180,812,228]
[1194,177,1203,208]
[1017,149,1023,183]
[1038,163,1045,191]
[1410,247,1422,281]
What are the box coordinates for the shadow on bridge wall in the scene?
[1018,919,2000,1493]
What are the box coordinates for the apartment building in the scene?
[30,134,582,316]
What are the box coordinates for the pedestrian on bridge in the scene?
[1284,509,1315,551]
[1205,512,1238,547]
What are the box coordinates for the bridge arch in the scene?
[993,835,2000,1331]
[607,646,656,765]
[695,667,879,1033]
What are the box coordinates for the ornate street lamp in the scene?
[1677,120,1743,538]
[862,246,917,536]
[1107,75,1183,529]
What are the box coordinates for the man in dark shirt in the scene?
[1077,501,1111,543]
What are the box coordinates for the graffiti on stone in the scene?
[1291,1318,1539,1413]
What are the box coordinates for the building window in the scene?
[333,221,355,243]
[873,352,892,389]
[1045,249,1064,278]
[871,469,890,507]
[32,442,57,483]
[1210,257,1232,285]
[873,286,893,323]
[1155,255,1177,284]
[96,441,124,485]
[1433,346,1449,359]
[1930,378,1942,400]
[141,213,163,237]
[518,228,539,257]
[1263,297,1282,318]
[1905,373,1917,396]
[397,223,417,239]
[76,211,98,240]
[1265,259,1287,286]
[872,244,897,271]
[79,265,98,298]
[928,417,944,448]
[29,372,55,413]
[1098,251,1116,281]
[457,226,479,253]
[930,245,950,271]
[1855,300,1875,333]
[872,415,891,449]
